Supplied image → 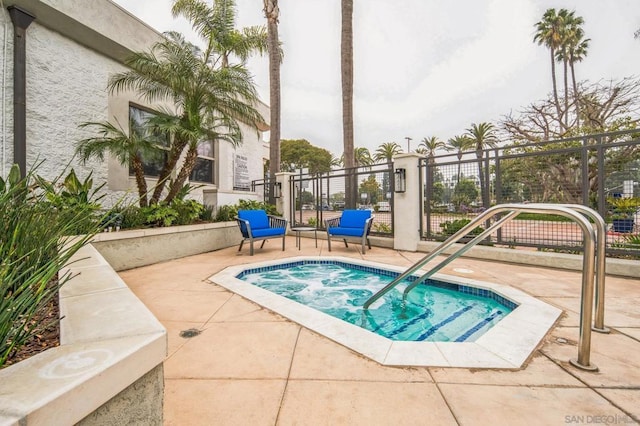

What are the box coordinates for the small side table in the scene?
[291,227,318,250]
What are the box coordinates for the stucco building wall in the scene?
[0,0,269,210]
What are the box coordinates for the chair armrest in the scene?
[234,216,252,237]
[267,215,288,229]
[324,217,341,228]
[364,216,374,235]
[364,216,376,230]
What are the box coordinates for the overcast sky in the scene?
[112,0,640,157]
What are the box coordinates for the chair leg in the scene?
[260,240,266,249]
[343,239,349,248]
[282,235,285,251]
[361,237,366,254]
[327,233,332,251]
[238,240,244,252]
[367,237,372,249]
[250,239,254,256]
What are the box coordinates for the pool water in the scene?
[237,261,515,342]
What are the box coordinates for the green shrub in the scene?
[0,164,102,367]
[439,219,484,236]
[373,222,392,233]
[215,204,238,222]
[117,205,147,229]
[514,213,573,222]
[37,169,104,234]
[172,199,205,225]
[612,233,640,250]
[200,204,214,222]
[115,197,279,228]
[214,199,281,222]
[237,199,280,215]
[141,203,179,227]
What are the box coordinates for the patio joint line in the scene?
[429,370,462,425]
[202,292,235,324]
[274,325,302,425]
[590,387,640,423]
[539,349,639,422]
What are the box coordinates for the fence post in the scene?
[392,153,422,251]
[275,172,294,224]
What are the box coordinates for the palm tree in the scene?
[559,14,589,128]
[340,147,373,169]
[109,30,264,204]
[447,135,473,183]
[418,136,446,164]
[263,0,282,202]
[465,122,498,206]
[414,147,428,156]
[355,147,374,167]
[552,10,586,127]
[76,121,159,207]
[557,9,573,124]
[418,136,445,205]
[373,142,402,163]
[172,0,268,68]
[330,154,343,169]
[341,0,355,207]
[534,8,565,128]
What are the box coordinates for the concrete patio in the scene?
[119,236,640,425]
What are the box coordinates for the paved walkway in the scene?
[119,237,640,425]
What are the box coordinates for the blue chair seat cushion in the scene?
[252,227,286,238]
[328,226,365,237]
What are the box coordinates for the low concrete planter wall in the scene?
[0,222,239,425]
[92,221,239,271]
[0,244,166,425]
[417,240,640,278]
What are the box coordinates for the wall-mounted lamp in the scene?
[394,168,406,193]
[273,182,282,199]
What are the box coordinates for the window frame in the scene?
[128,104,170,178]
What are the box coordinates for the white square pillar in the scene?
[392,153,423,251]
[276,172,295,224]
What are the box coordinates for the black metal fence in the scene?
[421,129,640,257]
[286,164,394,236]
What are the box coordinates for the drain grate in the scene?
[179,328,202,338]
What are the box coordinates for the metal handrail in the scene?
[561,204,608,333]
[363,203,604,371]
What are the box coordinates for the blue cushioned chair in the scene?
[324,209,374,254]
[235,210,288,256]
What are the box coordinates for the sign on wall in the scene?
[233,154,250,191]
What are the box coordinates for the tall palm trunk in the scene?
[562,57,569,129]
[341,0,355,208]
[569,57,580,128]
[165,145,199,203]
[549,49,563,130]
[131,155,149,207]
[476,149,486,207]
[264,0,281,204]
[150,137,189,204]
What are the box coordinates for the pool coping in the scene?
[209,256,562,369]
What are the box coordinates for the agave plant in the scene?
[0,164,105,367]
[608,197,640,220]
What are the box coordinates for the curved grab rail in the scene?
[363,203,603,371]
[562,204,608,333]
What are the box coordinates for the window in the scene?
[129,105,169,177]
[189,140,215,184]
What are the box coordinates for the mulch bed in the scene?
[3,292,60,368]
